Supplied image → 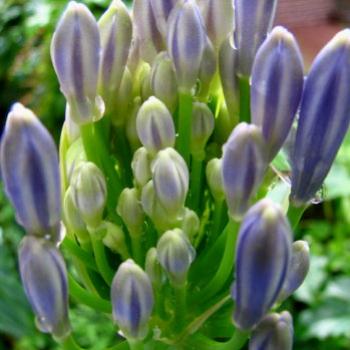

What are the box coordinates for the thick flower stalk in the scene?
[2,1,350,349]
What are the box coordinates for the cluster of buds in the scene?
[1,0,350,349]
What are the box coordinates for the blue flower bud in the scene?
[150,52,178,113]
[136,97,176,154]
[278,240,310,302]
[51,1,104,124]
[233,199,292,330]
[251,26,304,161]
[150,0,179,39]
[151,148,189,218]
[0,104,61,238]
[19,236,70,339]
[198,0,234,48]
[133,0,164,63]
[219,36,239,120]
[98,0,132,108]
[222,123,267,220]
[167,0,206,91]
[131,147,152,187]
[291,30,350,204]
[157,228,196,286]
[249,311,293,350]
[111,259,154,340]
[235,0,278,76]
[191,102,215,159]
[70,162,107,228]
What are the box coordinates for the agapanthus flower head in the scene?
[0,103,61,239]
[291,29,350,204]
[111,259,154,340]
[251,26,304,161]
[51,1,104,124]
[233,199,292,330]
[249,311,293,350]
[19,236,70,339]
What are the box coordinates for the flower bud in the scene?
[181,208,200,240]
[291,30,350,204]
[126,98,143,151]
[206,158,225,202]
[167,0,206,91]
[191,102,215,159]
[249,311,293,350]
[233,199,292,330]
[219,36,239,120]
[157,228,196,286]
[50,1,104,124]
[70,162,107,228]
[235,0,278,76]
[150,52,178,113]
[222,123,267,220]
[197,0,234,48]
[278,240,310,302]
[133,0,164,63]
[0,104,60,238]
[251,26,304,161]
[145,247,166,286]
[102,221,129,259]
[117,188,145,236]
[151,148,189,218]
[131,147,152,187]
[140,64,153,101]
[150,0,179,39]
[198,40,217,98]
[136,97,176,154]
[19,236,70,339]
[98,0,132,108]
[111,259,154,340]
[64,109,80,144]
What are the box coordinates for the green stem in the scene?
[238,76,251,123]
[60,334,83,350]
[189,157,203,211]
[221,329,249,350]
[128,339,144,350]
[176,91,193,165]
[198,220,239,302]
[209,200,226,245]
[287,203,308,230]
[62,238,98,271]
[68,274,112,313]
[91,236,115,285]
[174,283,187,332]
[115,126,133,187]
[131,235,143,266]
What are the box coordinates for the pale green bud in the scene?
[102,221,129,259]
[117,188,145,236]
[145,247,166,287]
[206,158,225,202]
[131,147,152,187]
[126,98,142,152]
[198,41,217,98]
[136,97,176,154]
[70,162,107,228]
[181,208,200,240]
[191,102,215,159]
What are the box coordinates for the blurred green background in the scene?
[1,0,350,349]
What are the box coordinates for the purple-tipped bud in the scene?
[219,37,239,119]
[278,240,310,302]
[222,123,267,220]
[0,104,60,238]
[251,26,304,161]
[291,30,350,204]
[19,236,70,339]
[98,0,132,108]
[150,52,178,113]
[157,228,196,286]
[235,0,278,76]
[133,0,164,63]
[117,188,145,236]
[131,147,152,187]
[136,97,176,155]
[191,102,215,159]
[206,158,225,202]
[51,1,104,124]
[233,199,292,330]
[249,311,293,350]
[151,148,189,218]
[167,0,206,91]
[197,0,234,48]
[70,162,107,228]
[150,0,179,39]
[111,259,154,340]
